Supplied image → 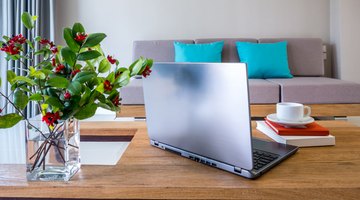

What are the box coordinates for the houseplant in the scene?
[0,12,153,181]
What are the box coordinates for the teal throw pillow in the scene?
[235,41,293,79]
[174,41,224,62]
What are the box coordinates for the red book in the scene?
[264,119,330,136]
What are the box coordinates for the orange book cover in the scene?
[264,119,330,136]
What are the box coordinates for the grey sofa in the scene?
[119,38,360,117]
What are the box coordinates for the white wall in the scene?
[55,0,330,67]
[330,0,360,83]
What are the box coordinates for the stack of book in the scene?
[256,119,335,147]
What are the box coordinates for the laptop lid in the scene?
[143,62,253,170]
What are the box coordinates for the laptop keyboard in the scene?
[253,149,279,170]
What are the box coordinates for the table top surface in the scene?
[0,120,359,199]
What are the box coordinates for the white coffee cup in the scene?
[276,102,311,122]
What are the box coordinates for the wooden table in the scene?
[0,120,359,199]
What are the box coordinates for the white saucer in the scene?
[266,113,314,127]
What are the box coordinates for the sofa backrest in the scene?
[195,38,257,62]
[132,40,194,62]
[132,38,324,77]
[259,38,324,76]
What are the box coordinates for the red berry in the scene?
[107,55,117,64]
[74,32,87,42]
[50,46,58,54]
[51,58,56,66]
[64,92,71,99]
[42,112,60,126]
[142,65,152,78]
[40,39,50,45]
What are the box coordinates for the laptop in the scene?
[142,62,298,179]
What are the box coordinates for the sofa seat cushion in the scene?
[120,79,280,105]
[268,77,360,104]
[120,78,144,105]
[248,79,280,104]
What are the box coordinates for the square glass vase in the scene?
[25,118,81,181]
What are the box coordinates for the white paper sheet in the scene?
[81,142,129,165]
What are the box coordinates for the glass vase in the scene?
[25,118,81,181]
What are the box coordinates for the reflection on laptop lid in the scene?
[143,62,298,179]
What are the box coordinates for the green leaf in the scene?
[61,47,76,67]
[116,69,130,87]
[77,50,102,61]
[98,58,111,73]
[0,114,23,129]
[82,33,106,48]
[46,76,69,88]
[74,64,83,70]
[95,83,104,93]
[45,96,64,109]
[72,71,96,83]
[142,58,153,73]
[34,49,45,56]
[14,90,29,110]
[11,83,17,91]
[97,93,106,102]
[26,40,34,49]
[29,67,46,79]
[39,69,52,76]
[135,58,153,76]
[20,85,32,93]
[72,23,85,37]
[34,36,41,42]
[29,93,43,101]
[7,70,16,84]
[45,88,59,98]
[3,36,10,41]
[32,16,38,21]
[67,81,82,96]
[74,103,98,120]
[12,76,36,86]
[63,27,80,52]
[97,102,112,110]
[79,87,91,106]
[43,49,52,60]
[106,72,115,83]
[6,55,20,61]
[84,60,96,71]
[88,90,100,104]
[129,58,143,76]
[21,12,33,29]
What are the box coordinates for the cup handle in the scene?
[304,106,311,118]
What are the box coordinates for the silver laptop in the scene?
[142,62,298,179]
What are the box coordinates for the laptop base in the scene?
[150,138,298,179]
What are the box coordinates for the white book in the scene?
[256,121,335,147]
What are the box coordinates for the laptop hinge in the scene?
[234,167,242,174]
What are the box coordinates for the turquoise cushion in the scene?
[235,41,293,79]
[174,41,224,62]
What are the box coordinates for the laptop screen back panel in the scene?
[143,62,253,170]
